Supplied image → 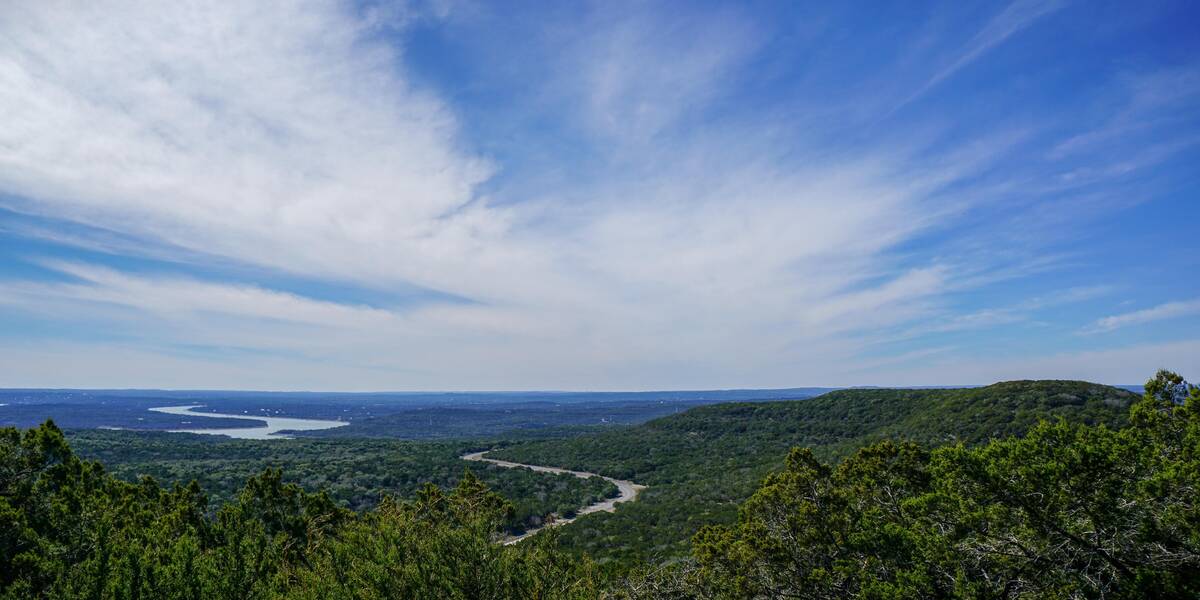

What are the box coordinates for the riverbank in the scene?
[461,450,647,544]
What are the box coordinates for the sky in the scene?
[0,0,1197,390]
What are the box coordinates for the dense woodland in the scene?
[68,433,616,534]
[491,380,1138,564]
[2,372,1197,598]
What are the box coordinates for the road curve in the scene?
[461,450,647,544]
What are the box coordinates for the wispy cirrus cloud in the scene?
[1085,299,1200,334]
[568,5,761,142]
[894,0,1067,109]
[1050,67,1200,160]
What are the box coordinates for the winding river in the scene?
[148,405,348,439]
[461,450,647,544]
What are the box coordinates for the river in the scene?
[461,450,647,544]
[148,405,348,439]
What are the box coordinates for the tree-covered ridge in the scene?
[490,380,1137,564]
[66,431,616,535]
[500,380,1135,477]
[638,371,1200,599]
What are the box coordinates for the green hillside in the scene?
[489,380,1137,565]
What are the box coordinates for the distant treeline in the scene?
[0,388,831,437]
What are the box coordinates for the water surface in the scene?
[149,405,347,440]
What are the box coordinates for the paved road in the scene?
[461,450,647,544]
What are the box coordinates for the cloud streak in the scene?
[897,0,1066,109]
[1087,299,1200,334]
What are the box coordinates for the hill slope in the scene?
[489,380,1137,565]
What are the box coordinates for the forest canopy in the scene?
[1,372,1197,599]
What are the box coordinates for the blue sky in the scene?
[0,0,1197,390]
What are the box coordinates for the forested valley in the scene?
[2,371,1198,599]
[68,433,616,535]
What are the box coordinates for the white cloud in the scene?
[0,0,506,299]
[1050,67,1200,160]
[897,0,1066,109]
[2,261,397,332]
[886,285,1114,340]
[1087,299,1200,333]
[872,339,1200,387]
[0,1,1173,389]
[567,6,760,141]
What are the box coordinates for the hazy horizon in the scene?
[0,382,1147,395]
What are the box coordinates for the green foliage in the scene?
[3,375,1194,599]
[67,432,615,535]
[691,442,940,599]
[283,483,599,599]
[0,422,601,599]
[683,370,1200,599]
[491,380,1136,566]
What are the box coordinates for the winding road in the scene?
[461,450,647,544]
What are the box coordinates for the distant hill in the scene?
[489,380,1138,566]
